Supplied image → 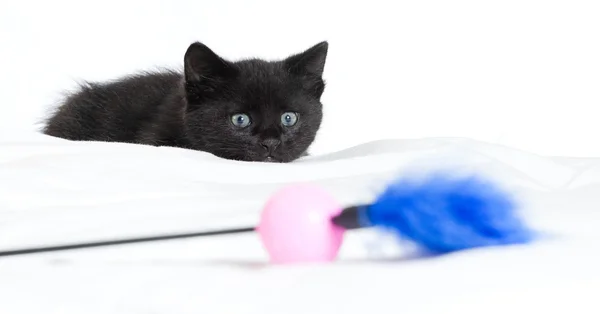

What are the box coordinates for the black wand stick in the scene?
[0,206,364,257]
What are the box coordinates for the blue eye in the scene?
[281,112,298,127]
[231,113,251,128]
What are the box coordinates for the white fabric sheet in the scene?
[1,131,599,314]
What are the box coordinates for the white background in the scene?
[1,3,600,312]
[1,0,599,157]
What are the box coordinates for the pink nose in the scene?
[256,184,345,264]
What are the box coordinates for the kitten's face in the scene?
[182,41,328,162]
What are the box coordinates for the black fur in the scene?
[43,41,329,162]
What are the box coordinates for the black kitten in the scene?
[42,41,329,162]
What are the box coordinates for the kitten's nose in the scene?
[260,139,281,154]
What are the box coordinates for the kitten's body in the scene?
[43,42,328,162]
[44,71,187,146]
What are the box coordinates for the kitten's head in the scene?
[182,41,328,162]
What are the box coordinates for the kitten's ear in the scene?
[285,41,328,77]
[184,42,232,83]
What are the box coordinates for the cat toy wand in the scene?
[0,172,534,263]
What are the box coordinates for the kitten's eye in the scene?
[281,112,298,127]
[231,113,251,128]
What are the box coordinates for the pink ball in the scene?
[256,184,345,264]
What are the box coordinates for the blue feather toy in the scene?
[332,172,534,254]
[0,171,535,261]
